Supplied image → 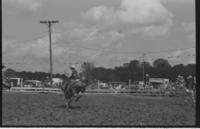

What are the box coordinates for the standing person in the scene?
[186,75,194,90]
[194,76,196,90]
[176,75,181,88]
[185,75,195,104]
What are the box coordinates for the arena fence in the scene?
[7,87,62,94]
[4,87,176,96]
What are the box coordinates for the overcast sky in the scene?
[2,0,195,73]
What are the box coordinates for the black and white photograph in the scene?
[2,0,196,127]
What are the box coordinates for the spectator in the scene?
[186,75,194,90]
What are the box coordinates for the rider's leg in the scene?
[67,80,76,91]
[72,87,78,97]
[65,100,69,108]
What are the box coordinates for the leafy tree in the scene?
[4,69,17,78]
[153,58,171,69]
[4,58,195,84]
[81,62,95,82]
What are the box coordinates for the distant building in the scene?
[98,81,109,89]
[138,81,144,85]
[24,80,42,87]
[149,78,169,89]
[8,78,23,87]
[52,78,63,87]
[108,82,126,89]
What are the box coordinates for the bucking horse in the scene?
[59,75,87,109]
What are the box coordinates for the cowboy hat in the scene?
[70,65,76,69]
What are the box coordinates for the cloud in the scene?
[119,0,173,24]
[162,0,194,4]
[6,0,42,11]
[3,33,63,62]
[143,19,172,37]
[63,22,124,48]
[181,22,195,41]
[3,21,125,68]
[2,39,16,54]
[182,22,195,33]
[82,0,173,25]
[81,0,174,37]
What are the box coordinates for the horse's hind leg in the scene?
[67,98,74,109]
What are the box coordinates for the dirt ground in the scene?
[2,91,195,126]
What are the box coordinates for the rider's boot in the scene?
[72,87,78,97]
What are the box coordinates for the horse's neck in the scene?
[60,77,70,89]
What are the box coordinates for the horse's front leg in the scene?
[65,99,70,108]
[75,94,83,102]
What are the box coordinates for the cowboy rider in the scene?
[68,65,80,96]
[69,65,79,81]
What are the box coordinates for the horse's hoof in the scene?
[65,105,71,110]
[66,108,71,111]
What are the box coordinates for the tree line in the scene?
[81,58,196,83]
[4,58,196,83]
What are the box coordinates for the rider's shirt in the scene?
[69,70,79,80]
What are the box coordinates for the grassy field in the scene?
[2,91,195,126]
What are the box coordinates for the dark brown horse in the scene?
[59,76,87,109]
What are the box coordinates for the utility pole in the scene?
[40,20,59,87]
[142,53,146,88]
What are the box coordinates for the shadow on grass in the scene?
[56,104,66,108]
[69,106,81,110]
[56,104,81,110]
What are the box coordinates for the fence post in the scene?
[129,80,131,89]
[97,80,99,90]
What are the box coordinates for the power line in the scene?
[3,54,195,65]
[65,42,195,55]
[142,53,146,86]
[4,32,195,56]
[145,47,195,54]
